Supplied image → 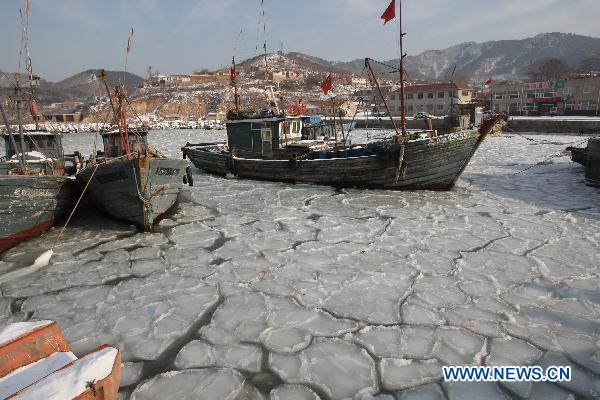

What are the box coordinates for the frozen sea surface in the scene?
[1,130,599,399]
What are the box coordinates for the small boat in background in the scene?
[0,320,121,400]
[76,71,191,230]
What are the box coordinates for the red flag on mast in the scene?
[484,78,493,86]
[320,74,332,95]
[25,0,30,17]
[381,0,395,25]
[230,57,236,82]
[127,28,134,53]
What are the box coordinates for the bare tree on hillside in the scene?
[527,58,568,81]
[579,57,600,72]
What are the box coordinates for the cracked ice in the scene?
[1,131,599,400]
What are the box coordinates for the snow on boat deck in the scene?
[1,130,599,399]
[0,321,53,347]
[0,351,76,399]
[11,347,118,399]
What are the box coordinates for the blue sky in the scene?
[2,0,600,81]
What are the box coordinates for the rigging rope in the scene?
[512,137,591,175]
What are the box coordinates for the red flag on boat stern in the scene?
[381,0,395,24]
[321,74,332,95]
[484,78,493,86]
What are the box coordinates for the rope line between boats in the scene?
[54,163,99,246]
[512,137,590,175]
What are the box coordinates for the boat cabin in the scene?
[225,117,304,157]
[301,116,335,140]
[1,131,65,175]
[101,129,149,158]
[3,131,63,159]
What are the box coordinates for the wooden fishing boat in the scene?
[0,107,75,254]
[76,73,190,230]
[182,116,497,190]
[77,129,190,230]
[0,320,121,400]
[0,2,76,253]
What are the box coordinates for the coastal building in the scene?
[189,71,230,84]
[351,76,368,86]
[305,99,358,117]
[149,74,192,87]
[271,70,305,83]
[490,75,600,116]
[388,83,473,117]
[352,85,392,105]
[42,101,85,123]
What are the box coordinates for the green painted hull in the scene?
[0,175,75,252]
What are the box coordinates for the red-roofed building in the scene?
[388,83,474,116]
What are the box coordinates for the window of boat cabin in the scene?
[128,132,148,154]
[103,132,147,157]
[261,123,272,154]
[291,121,301,134]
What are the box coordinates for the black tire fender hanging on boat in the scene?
[184,165,194,186]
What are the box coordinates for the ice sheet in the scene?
[0,131,598,399]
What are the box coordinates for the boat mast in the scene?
[14,78,28,170]
[100,70,117,123]
[0,100,25,172]
[116,84,131,159]
[398,0,406,137]
[231,56,239,112]
[365,59,399,135]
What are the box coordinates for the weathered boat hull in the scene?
[77,157,188,230]
[184,128,488,190]
[0,175,74,252]
[585,137,600,187]
[567,146,587,167]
